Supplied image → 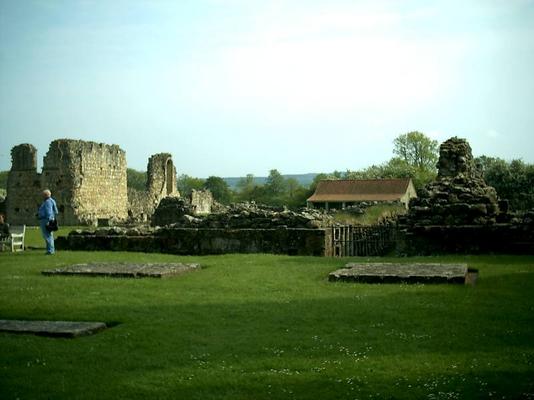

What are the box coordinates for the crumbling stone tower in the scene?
[6,144,42,225]
[146,153,178,206]
[6,139,128,226]
[126,153,179,222]
[407,137,500,225]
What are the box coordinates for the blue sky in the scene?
[1,0,533,176]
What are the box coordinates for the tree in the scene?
[0,171,8,190]
[236,174,258,202]
[393,131,438,170]
[204,176,232,204]
[475,156,534,211]
[309,172,343,191]
[285,178,311,209]
[343,157,435,191]
[126,168,147,191]
[264,169,287,198]
[177,174,205,197]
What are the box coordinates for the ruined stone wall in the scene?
[127,153,179,222]
[147,153,178,203]
[127,188,151,222]
[151,200,333,229]
[190,189,213,215]
[6,144,42,225]
[40,140,128,226]
[395,137,534,255]
[6,140,128,226]
[406,137,500,226]
[56,227,330,256]
[398,223,534,255]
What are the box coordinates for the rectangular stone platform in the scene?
[329,263,473,284]
[0,320,107,338]
[42,262,201,278]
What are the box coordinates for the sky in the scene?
[1,0,533,177]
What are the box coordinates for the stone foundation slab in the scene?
[329,263,471,284]
[42,262,200,278]
[0,320,107,338]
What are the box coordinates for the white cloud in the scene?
[165,4,471,119]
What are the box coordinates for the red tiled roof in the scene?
[307,178,412,202]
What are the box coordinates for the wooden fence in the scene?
[328,225,397,257]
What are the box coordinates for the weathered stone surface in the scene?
[152,197,190,226]
[42,262,200,278]
[6,140,128,226]
[55,227,331,256]
[6,139,179,226]
[127,153,180,223]
[329,263,470,284]
[398,223,534,255]
[396,137,534,255]
[190,189,213,215]
[405,137,503,226]
[0,320,107,338]
[153,201,333,229]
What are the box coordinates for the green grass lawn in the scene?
[23,226,83,249]
[1,249,533,399]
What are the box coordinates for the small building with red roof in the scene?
[307,178,417,210]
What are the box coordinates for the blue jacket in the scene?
[38,197,59,221]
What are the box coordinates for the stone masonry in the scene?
[152,200,333,229]
[406,137,501,226]
[127,153,179,222]
[7,140,127,225]
[5,144,41,225]
[6,139,177,226]
[190,189,213,215]
[397,137,534,255]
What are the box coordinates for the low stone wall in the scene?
[398,223,534,255]
[56,227,330,256]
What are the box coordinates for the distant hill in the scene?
[223,173,318,189]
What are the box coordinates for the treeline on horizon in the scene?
[1,132,533,211]
[128,132,534,211]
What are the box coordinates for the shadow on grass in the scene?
[2,290,533,399]
[1,253,534,399]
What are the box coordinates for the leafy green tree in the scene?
[204,176,232,204]
[233,171,310,208]
[177,174,205,197]
[343,157,434,191]
[309,172,342,191]
[0,171,8,190]
[236,174,258,202]
[286,178,300,200]
[393,131,438,170]
[126,168,147,191]
[264,169,287,198]
[341,131,439,190]
[476,156,534,210]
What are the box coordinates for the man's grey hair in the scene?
[42,189,52,197]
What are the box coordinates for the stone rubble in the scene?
[406,137,504,226]
[6,139,178,226]
[152,200,333,229]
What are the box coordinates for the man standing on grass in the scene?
[38,189,58,255]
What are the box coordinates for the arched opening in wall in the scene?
[165,159,174,196]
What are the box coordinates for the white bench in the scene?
[0,225,26,252]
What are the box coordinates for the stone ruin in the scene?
[406,137,503,226]
[399,136,533,255]
[127,153,180,223]
[151,199,333,229]
[5,139,179,226]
